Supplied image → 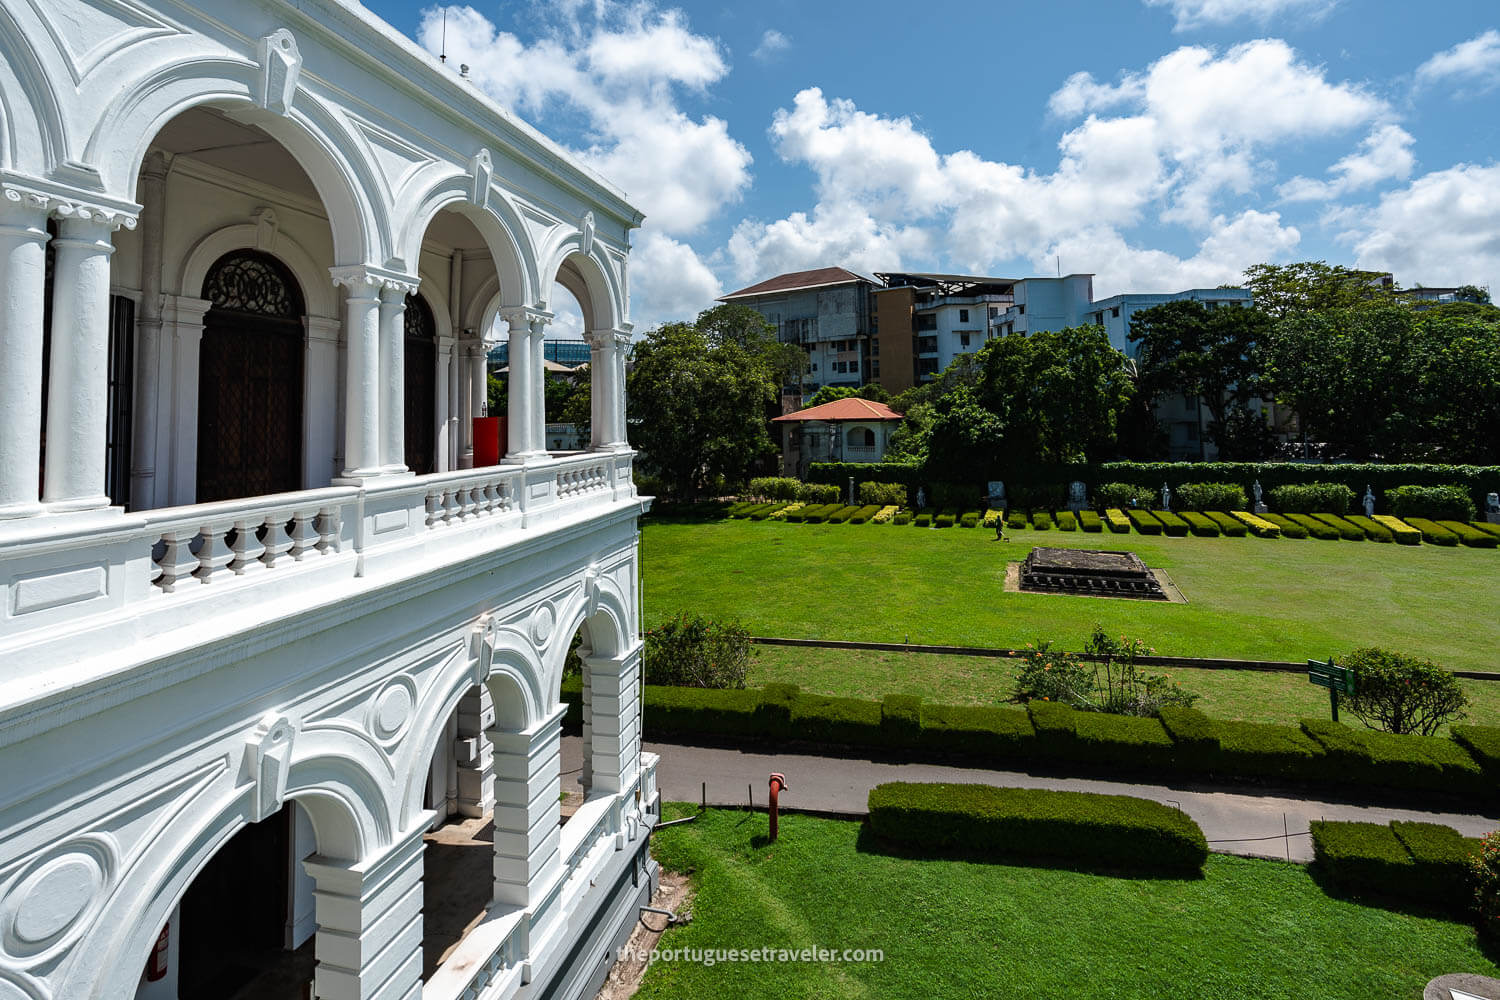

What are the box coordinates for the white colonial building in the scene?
[0,2,658,1000]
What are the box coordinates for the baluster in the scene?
[289,510,319,560]
[156,528,200,593]
[262,515,294,568]
[194,522,234,583]
[425,489,443,528]
[229,518,266,575]
[463,484,479,519]
[482,480,500,514]
[315,506,341,554]
[438,487,455,524]
[472,481,490,517]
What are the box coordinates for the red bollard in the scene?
[768,772,788,842]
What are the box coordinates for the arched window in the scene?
[846,426,875,448]
[404,293,438,475]
[196,250,306,502]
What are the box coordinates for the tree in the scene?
[1127,299,1270,459]
[802,385,859,409]
[1342,648,1468,736]
[695,303,807,390]
[626,321,778,499]
[1242,261,1398,321]
[924,326,1131,479]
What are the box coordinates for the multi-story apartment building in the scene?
[989,274,1096,340]
[872,273,1017,389]
[718,267,877,405]
[1084,287,1255,354]
[0,4,657,1000]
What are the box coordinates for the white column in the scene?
[584,331,608,452]
[377,283,412,473]
[333,269,382,479]
[584,643,641,794]
[435,337,453,473]
[163,296,210,507]
[43,213,119,510]
[488,705,565,910]
[455,685,496,817]
[130,153,168,512]
[529,316,548,455]
[457,339,473,469]
[305,317,342,487]
[471,341,487,420]
[503,311,533,460]
[608,332,631,449]
[0,197,49,517]
[303,822,429,1000]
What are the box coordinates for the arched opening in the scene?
[404,292,438,475]
[553,252,620,454]
[147,802,318,999]
[196,250,306,502]
[846,425,875,448]
[121,106,346,510]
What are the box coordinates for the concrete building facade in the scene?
[0,2,656,999]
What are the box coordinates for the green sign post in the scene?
[1308,658,1355,722]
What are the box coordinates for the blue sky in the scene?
[365,0,1500,334]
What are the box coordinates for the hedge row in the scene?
[807,461,1500,512]
[562,680,1500,803]
[867,782,1208,874]
[1311,819,1479,911]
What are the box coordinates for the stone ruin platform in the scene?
[1007,547,1182,601]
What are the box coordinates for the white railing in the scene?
[423,907,527,1000]
[422,466,517,527]
[555,459,610,501]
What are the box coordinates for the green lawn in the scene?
[747,645,1500,726]
[642,515,1500,674]
[640,807,1496,1000]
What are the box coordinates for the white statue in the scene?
[1363,486,1376,517]
[1160,483,1171,511]
[916,487,927,510]
[1487,492,1500,524]
[1253,480,1267,514]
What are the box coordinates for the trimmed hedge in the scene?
[893,510,912,525]
[1473,521,1500,539]
[1205,511,1248,537]
[1174,482,1248,511]
[1079,510,1104,533]
[1312,819,1478,911]
[568,682,1495,804]
[1126,509,1162,535]
[1153,510,1190,537]
[1104,508,1131,533]
[867,782,1209,874]
[959,512,980,528]
[1311,513,1365,541]
[1031,510,1054,530]
[1181,511,1221,537]
[1373,514,1421,545]
[1261,513,1309,539]
[1269,482,1355,515]
[825,504,860,524]
[934,513,956,528]
[1404,517,1460,546]
[1441,520,1499,548]
[1344,514,1394,542]
[1056,510,1078,531]
[1231,510,1281,538]
[1285,513,1341,540]
[913,512,932,527]
[1387,484,1478,522]
[846,504,882,524]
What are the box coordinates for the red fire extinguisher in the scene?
[145,923,169,982]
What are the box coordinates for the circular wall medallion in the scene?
[1,836,115,963]
[369,676,417,745]
[530,602,556,646]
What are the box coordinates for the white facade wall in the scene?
[995,275,1094,338]
[0,2,656,999]
[1086,288,1254,356]
[728,282,871,392]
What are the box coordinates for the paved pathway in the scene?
[561,737,1500,862]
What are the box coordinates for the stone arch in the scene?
[65,751,381,1000]
[396,172,538,311]
[180,223,337,319]
[547,243,622,332]
[86,58,384,265]
[547,571,632,697]
[0,5,66,173]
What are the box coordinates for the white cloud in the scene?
[1415,29,1500,94]
[751,29,790,63]
[628,230,723,327]
[727,202,930,282]
[1341,162,1500,289]
[1142,0,1337,32]
[417,5,751,236]
[1277,123,1415,202]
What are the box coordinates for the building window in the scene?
[915,314,937,331]
[989,307,999,318]
[959,309,969,322]
[1111,306,1120,318]
[917,336,938,353]
[872,360,880,377]
[1016,304,1025,314]
[872,339,880,355]
[960,333,971,348]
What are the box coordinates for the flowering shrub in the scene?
[1472,830,1500,940]
[644,614,750,688]
[872,505,900,524]
[982,509,1003,527]
[1343,647,1468,736]
[1013,626,1197,717]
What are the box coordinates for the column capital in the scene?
[499,305,552,331]
[1,172,139,231]
[329,263,419,295]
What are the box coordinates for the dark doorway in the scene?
[177,807,291,999]
[196,250,306,502]
[404,292,437,475]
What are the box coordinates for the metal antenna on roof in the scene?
[440,8,447,63]
[1057,256,1061,277]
